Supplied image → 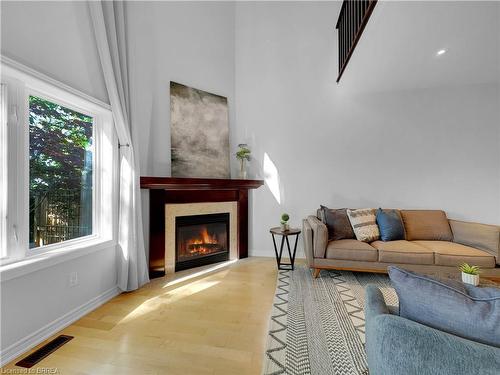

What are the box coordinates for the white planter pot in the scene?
[462,272,480,286]
[280,223,289,231]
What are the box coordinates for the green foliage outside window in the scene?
[29,96,93,248]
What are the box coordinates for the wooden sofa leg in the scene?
[312,268,321,278]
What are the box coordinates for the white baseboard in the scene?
[249,249,306,259]
[248,250,274,257]
[0,285,121,367]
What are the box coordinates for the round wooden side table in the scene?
[270,227,301,270]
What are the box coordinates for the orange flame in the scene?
[187,227,218,246]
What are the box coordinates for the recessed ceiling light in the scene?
[437,49,446,56]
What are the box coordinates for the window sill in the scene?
[0,238,116,282]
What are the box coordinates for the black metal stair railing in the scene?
[336,0,378,82]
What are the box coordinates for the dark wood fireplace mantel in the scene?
[140,176,264,278]
[140,176,264,191]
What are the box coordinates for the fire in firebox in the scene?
[186,227,222,255]
[175,213,230,271]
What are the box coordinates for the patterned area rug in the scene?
[263,266,398,375]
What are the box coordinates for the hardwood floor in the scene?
[2,257,279,374]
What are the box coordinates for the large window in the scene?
[0,60,116,266]
[29,96,94,248]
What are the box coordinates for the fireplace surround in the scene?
[165,201,237,274]
[141,177,264,277]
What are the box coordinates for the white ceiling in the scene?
[338,1,500,93]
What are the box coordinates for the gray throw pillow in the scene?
[388,266,500,347]
[320,206,355,241]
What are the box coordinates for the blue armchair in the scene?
[364,285,500,375]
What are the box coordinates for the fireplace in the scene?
[141,177,264,277]
[175,213,230,271]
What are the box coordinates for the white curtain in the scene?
[88,1,149,291]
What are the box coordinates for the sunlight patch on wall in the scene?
[263,152,281,205]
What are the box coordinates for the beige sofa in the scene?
[303,210,500,279]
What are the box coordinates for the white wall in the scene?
[126,1,236,176]
[234,2,500,256]
[0,248,117,353]
[0,1,108,104]
[0,1,117,358]
[125,1,236,254]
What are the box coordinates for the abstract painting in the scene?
[170,82,230,178]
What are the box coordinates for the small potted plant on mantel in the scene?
[280,213,290,231]
[460,263,481,286]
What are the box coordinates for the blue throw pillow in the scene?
[388,266,500,347]
[375,208,405,241]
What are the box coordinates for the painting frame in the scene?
[170,81,230,178]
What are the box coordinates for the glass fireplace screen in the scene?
[175,213,229,263]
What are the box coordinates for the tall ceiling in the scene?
[338,1,500,93]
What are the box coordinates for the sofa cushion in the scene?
[320,206,355,241]
[326,239,378,261]
[388,266,500,348]
[414,240,496,268]
[376,208,405,241]
[371,240,434,265]
[400,210,453,241]
[347,208,380,242]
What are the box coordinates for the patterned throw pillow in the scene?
[346,208,380,242]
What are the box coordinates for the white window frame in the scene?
[0,59,117,267]
[0,84,7,259]
[26,89,99,255]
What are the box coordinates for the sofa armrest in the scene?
[302,219,314,267]
[449,219,500,265]
[303,215,328,260]
[365,286,500,375]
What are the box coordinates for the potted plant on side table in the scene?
[460,263,481,286]
[280,213,290,231]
